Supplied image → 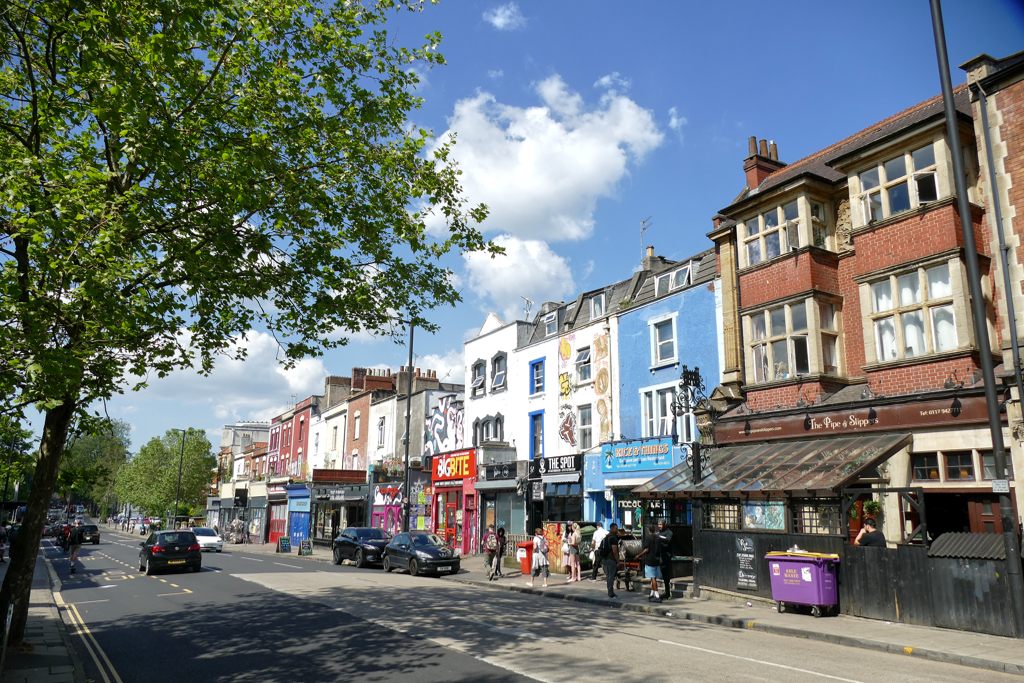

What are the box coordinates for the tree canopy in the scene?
[114,428,213,518]
[61,418,131,508]
[0,0,495,642]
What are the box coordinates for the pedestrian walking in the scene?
[566,522,582,582]
[599,522,621,599]
[527,527,549,588]
[589,523,608,581]
[658,520,674,599]
[637,524,663,603]
[494,527,507,579]
[68,521,85,574]
[482,524,497,580]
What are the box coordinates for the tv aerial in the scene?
[521,297,533,320]
[640,216,653,260]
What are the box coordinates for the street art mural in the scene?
[372,484,403,535]
[594,333,612,442]
[558,409,578,447]
[423,393,464,458]
[559,372,572,399]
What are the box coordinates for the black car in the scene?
[139,530,201,575]
[383,533,460,576]
[332,527,389,568]
[81,524,100,544]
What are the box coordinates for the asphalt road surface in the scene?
[43,527,1021,683]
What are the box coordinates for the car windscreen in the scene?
[355,529,387,540]
[83,526,98,532]
[193,528,217,537]
[410,534,445,547]
[158,533,196,545]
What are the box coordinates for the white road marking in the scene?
[658,639,867,682]
[98,585,117,589]
[240,557,264,562]
[274,562,302,569]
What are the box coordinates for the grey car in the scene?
[383,533,460,576]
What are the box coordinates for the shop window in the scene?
[868,261,958,363]
[579,404,593,450]
[856,142,939,224]
[912,453,940,480]
[491,354,506,390]
[591,294,605,319]
[945,451,975,481]
[575,347,591,382]
[702,502,740,530]
[981,451,1014,479]
[648,313,678,367]
[529,359,544,394]
[471,362,486,397]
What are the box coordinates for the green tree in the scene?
[0,0,495,641]
[0,419,34,514]
[62,419,132,509]
[114,429,213,521]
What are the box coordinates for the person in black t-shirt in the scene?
[854,518,886,547]
[637,524,663,602]
[601,523,621,599]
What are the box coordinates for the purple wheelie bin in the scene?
[765,551,840,617]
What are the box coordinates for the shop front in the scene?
[268,484,288,544]
[286,484,311,547]
[528,454,583,529]
[432,448,477,555]
[312,485,368,544]
[408,469,432,533]
[371,483,403,536]
[592,436,684,533]
[476,460,525,539]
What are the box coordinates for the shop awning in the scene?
[542,473,580,484]
[605,477,651,488]
[635,433,912,497]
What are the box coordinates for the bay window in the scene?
[742,199,801,266]
[856,142,939,224]
[749,300,811,382]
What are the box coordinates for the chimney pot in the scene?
[758,139,768,156]
[646,245,654,258]
[769,141,778,161]
[747,136,757,157]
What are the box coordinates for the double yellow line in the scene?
[54,593,123,683]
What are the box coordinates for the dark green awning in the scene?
[635,433,912,497]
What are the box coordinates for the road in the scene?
[43,527,1020,683]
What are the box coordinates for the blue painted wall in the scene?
[617,283,720,440]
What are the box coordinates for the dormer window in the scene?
[671,265,691,289]
[743,199,801,266]
[471,362,486,397]
[543,313,556,337]
[857,143,938,224]
[591,294,605,319]
[656,274,671,297]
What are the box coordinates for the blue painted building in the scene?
[582,247,722,531]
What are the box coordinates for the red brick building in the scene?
[710,77,1019,539]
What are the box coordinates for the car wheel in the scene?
[408,558,419,577]
[144,557,154,575]
[139,555,146,573]
[216,549,222,553]
[383,555,393,573]
[193,565,201,573]
[354,549,364,568]
[333,547,342,565]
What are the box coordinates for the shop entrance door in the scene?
[968,497,1004,534]
[445,503,457,547]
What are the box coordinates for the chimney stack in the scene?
[743,134,786,191]
[642,245,655,272]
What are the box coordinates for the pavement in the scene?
[0,549,84,683]
[229,539,1024,677]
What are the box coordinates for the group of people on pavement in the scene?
[481,525,507,581]
[57,520,87,572]
[591,520,675,602]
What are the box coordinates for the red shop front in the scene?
[431,448,477,556]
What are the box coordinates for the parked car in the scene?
[332,527,389,568]
[138,530,201,575]
[192,527,223,552]
[42,524,61,538]
[383,533,460,576]
[81,524,100,544]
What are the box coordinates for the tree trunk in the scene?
[0,398,76,644]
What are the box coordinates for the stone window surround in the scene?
[738,195,835,269]
[741,291,844,386]
[472,412,505,447]
[856,252,972,366]
[490,351,508,393]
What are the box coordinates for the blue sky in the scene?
[68,0,1024,452]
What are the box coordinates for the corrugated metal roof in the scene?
[634,433,912,496]
[927,532,1014,561]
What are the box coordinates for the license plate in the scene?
[436,566,451,571]
[168,559,185,565]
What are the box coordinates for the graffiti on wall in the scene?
[594,333,611,442]
[423,393,464,457]
[559,372,572,399]
[558,409,578,447]
[558,335,575,367]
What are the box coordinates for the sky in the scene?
[49,0,1024,452]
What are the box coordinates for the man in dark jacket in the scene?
[658,520,674,599]
[68,522,85,573]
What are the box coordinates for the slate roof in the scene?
[727,86,971,209]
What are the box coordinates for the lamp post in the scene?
[172,429,187,530]
[401,320,415,533]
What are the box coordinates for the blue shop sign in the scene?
[601,436,678,473]
[288,497,310,513]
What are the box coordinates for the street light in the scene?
[400,318,415,533]
[172,429,187,530]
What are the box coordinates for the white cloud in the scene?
[594,72,631,90]
[487,69,504,80]
[427,75,663,243]
[463,234,575,321]
[416,348,466,384]
[668,107,687,143]
[125,330,328,425]
[483,3,525,30]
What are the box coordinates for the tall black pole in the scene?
[402,321,415,533]
[2,438,13,525]
[930,0,1024,638]
[172,429,186,530]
